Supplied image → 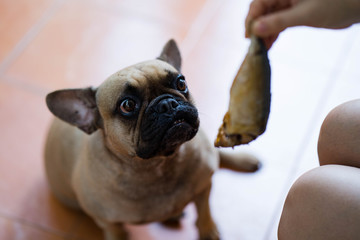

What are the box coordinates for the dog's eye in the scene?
[176,75,187,92]
[120,98,137,114]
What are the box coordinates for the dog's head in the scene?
[46,40,199,159]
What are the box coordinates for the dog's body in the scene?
[45,40,260,240]
[46,117,217,223]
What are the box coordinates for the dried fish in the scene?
[215,35,271,147]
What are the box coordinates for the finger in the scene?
[245,0,290,38]
[252,4,307,38]
[245,0,272,37]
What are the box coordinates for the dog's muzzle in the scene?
[137,94,199,159]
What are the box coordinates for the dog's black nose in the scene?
[156,98,179,113]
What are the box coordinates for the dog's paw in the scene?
[161,213,184,229]
[101,223,128,240]
[104,231,128,240]
[161,218,182,229]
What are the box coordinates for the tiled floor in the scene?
[1,0,359,239]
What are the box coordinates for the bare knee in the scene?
[278,165,360,240]
[318,99,360,167]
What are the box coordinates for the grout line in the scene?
[0,0,66,77]
[180,0,225,60]
[262,29,359,240]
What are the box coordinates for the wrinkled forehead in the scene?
[96,60,179,113]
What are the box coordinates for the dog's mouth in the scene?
[161,117,199,150]
[137,101,199,159]
[173,118,185,125]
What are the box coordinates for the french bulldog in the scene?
[44,39,260,240]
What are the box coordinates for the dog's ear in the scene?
[46,87,101,134]
[158,39,181,71]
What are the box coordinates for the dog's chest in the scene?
[80,155,212,224]
[114,162,203,222]
[117,179,194,223]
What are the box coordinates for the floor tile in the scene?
[270,26,356,73]
[0,217,66,240]
[86,0,208,30]
[0,0,53,63]
[0,82,80,235]
[3,0,197,92]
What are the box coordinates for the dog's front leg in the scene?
[95,219,127,240]
[194,183,220,240]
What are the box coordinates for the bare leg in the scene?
[194,184,220,240]
[279,100,360,239]
[318,99,360,167]
[278,165,360,239]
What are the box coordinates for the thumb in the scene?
[252,5,307,37]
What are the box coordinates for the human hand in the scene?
[245,0,360,49]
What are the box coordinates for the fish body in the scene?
[215,35,271,147]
